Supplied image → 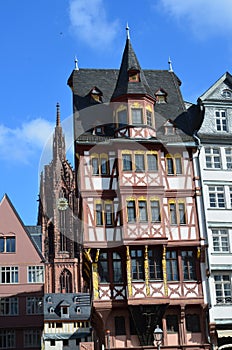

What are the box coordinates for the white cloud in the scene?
[0,118,54,164]
[159,0,232,38]
[69,0,119,49]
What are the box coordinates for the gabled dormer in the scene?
[198,71,232,136]
[112,26,156,137]
[89,86,103,104]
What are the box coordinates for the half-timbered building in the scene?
[68,30,209,350]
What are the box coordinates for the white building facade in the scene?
[196,72,232,349]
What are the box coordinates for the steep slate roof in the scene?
[111,38,154,99]
[26,225,42,252]
[68,37,200,140]
[44,293,91,321]
[199,71,232,101]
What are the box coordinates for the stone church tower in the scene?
[38,103,80,294]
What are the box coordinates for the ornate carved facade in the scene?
[38,103,79,294]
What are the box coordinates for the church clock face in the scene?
[57,197,69,211]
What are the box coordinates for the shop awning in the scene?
[218,330,232,338]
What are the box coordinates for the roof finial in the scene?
[56,102,60,126]
[168,57,173,72]
[74,56,79,70]
[126,23,130,40]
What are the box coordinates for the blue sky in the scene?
[1,0,232,224]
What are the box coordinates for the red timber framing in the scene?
[69,32,209,350]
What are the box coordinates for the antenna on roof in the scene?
[74,56,79,70]
[168,57,173,72]
[126,23,130,40]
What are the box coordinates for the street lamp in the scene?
[153,325,163,350]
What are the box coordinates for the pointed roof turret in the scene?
[111,27,154,100]
[53,103,66,163]
[56,102,61,127]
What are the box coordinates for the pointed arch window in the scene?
[60,269,72,293]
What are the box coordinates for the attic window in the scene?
[164,120,176,135]
[222,89,232,99]
[49,307,55,314]
[47,296,52,303]
[155,88,167,103]
[128,69,140,82]
[76,307,81,314]
[89,87,103,103]
[74,296,79,303]
[93,126,104,135]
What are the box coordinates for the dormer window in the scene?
[128,68,140,82]
[47,296,52,303]
[76,307,81,314]
[155,88,167,103]
[221,89,232,99]
[164,120,176,135]
[93,126,104,135]
[74,296,79,303]
[49,307,55,314]
[61,304,70,318]
[89,87,103,103]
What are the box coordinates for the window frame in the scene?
[181,250,196,281]
[28,266,44,283]
[131,107,143,125]
[95,200,114,227]
[26,297,43,315]
[215,110,227,132]
[0,297,18,316]
[24,329,41,348]
[135,153,145,172]
[214,274,232,304]
[225,148,232,170]
[117,109,127,126]
[131,249,144,280]
[150,199,161,222]
[208,186,225,208]
[91,153,109,176]
[0,266,18,284]
[138,199,148,222]
[166,154,182,175]
[98,252,109,283]
[205,147,221,169]
[0,329,15,349]
[212,229,230,253]
[148,248,162,280]
[126,199,136,223]
[166,250,179,281]
[0,236,16,253]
